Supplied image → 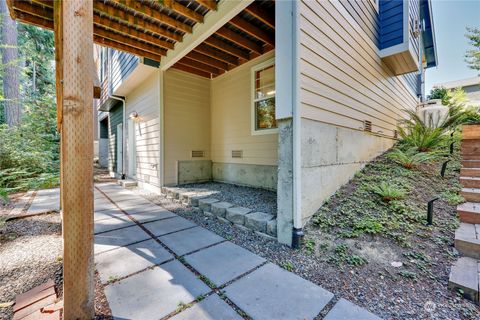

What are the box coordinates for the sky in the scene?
[425,0,480,93]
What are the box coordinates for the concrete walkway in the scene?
[28,184,381,319]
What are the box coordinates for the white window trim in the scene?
[251,58,278,136]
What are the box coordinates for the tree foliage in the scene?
[465,26,480,71]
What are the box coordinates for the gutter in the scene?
[291,1,304,249]
[109,95,126,179]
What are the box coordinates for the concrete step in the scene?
[461,168,480,177]
[455,222,480,259]
[461,177,480,189]
[118,179,137,189]
[458,202,480,224]
[448,257,479,304]
[462,160,480,168]
[461,188,480,202]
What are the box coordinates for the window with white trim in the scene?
[252,59,276,134]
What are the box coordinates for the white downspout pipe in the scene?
[109,95,126,179]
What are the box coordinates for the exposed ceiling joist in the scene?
[229,16,274,46]
[162,0,204,23]
[244,2,274,29]
[185,51,229,71]
[194,43,240,66]
[204,37,250,60]
[172,62,211,78]
[94,35,162,62]
[180,57,223,75]
[216,26,262,54]
[195,0,217,11]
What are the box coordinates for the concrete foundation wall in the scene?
[178,160,212,185]
[300,118,394,223]
[212,162,277,190]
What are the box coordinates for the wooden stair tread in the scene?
[458,203,480,224]
[12,280,60,320]
[458,202,480,213]
[461,177,480,181]
[448,257,479,303]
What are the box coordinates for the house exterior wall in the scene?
[164,69,211,186]
[211,51,278,190]
[107,102,123,174]
[297,0,419,223]
[124,71,161,193]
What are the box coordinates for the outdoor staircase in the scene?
[449,125,480,304]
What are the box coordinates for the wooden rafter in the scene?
[195,0,217,11]
[229,16,274,46]
[180,56,223,75]
[110,0,193,33]
[186,51,229,71]
[204,37,250,60]
[93,14,174,50]
[15,10,53,30]
[244,2,274,29]
[216,26,263,54]
[94,1,183,42]
[94,35,162,62]
[172,62,211,78]
[162,0,203,23]
[194,43,240,66]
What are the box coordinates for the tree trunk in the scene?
[0,0,21,126]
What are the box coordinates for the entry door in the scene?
[127,119,136,178]
[116,123,123,175]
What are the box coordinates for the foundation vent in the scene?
[393,129,398,139]
[191,150,205,158]
[364,120,372,132]
[232,150,243,159]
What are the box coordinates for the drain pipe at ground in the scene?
[291,1,304,249]
[109,95,126,180]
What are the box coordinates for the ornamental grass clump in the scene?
[371,182,406,203]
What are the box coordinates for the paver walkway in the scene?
[27,183,381,319]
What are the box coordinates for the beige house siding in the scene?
[298,0,419,222]
[125,71,161,192]
[164,69,211,186]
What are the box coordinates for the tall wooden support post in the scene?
[54,0,95,318]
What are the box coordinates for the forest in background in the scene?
[0,1,58,201]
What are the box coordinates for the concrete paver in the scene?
[170,294,242,320]
[159,226,225,256]
[324,298,381,320]
[143,216,196,237]
[94,225,150,254]
[94,215,136,234]
[27,188,60,214]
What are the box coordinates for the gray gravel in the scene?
[172,182,277,216]
[137,190,480,320]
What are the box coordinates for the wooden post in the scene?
[54,0,95,318]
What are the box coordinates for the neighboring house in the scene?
[433,76,480,107]
[96,0,437,246]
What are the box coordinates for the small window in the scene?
[251,59,277,135]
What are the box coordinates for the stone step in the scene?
[461,177,480,189]
[462,160,480,168]
[118,179,137,188]
[458,202,480,224]
[455,222,480,259]
[448,257,479,304]
[461,188,480,202]
[461,168,480,177]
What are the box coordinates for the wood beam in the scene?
[204,36,250,60]
[216,26,263,54]
[244,2,275,29]
[179,56,223,75]
[57,0,95,318]
[194,43,239,66]
[110,0,193,33]
[15,10,53,30]
[11,0,52,20]
[172,62,211,78]
[162,0,203,23]
[94,25,168,56]
[229,16,274,46]
[94,35,162,62]
[195,0,217,11]
[93,1,182,42]
[94,14,174,50]
[185,51,229,71]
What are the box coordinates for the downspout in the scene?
[109,95,126,179]
[291,1,304,249]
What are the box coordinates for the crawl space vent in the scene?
[232,150,243,159]
[393,130,398,139]
[364,120,372,132]
[191,150,205,158]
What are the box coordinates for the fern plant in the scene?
[371,182,406,202]
[386,148,438,169]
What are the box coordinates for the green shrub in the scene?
[441,190,465,205]
[371,182,406,202]
[386,148,438,169]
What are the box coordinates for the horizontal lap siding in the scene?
[125,71,160,188]
[111,50,139,93]
[164,70,211,185]
[299,0,417,136]
[211,52,277,166]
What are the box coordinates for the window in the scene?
[251,59,276,134]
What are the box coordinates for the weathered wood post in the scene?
[54,0,95,318]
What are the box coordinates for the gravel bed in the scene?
[138,190,480,320]
[172,182,277,216]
